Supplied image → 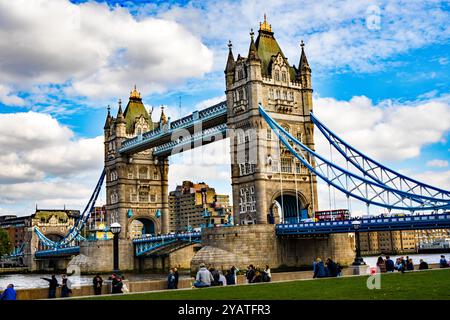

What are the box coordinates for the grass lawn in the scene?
[86,269,450,300]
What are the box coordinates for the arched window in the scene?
[281,71,287,82]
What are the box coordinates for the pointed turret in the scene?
[116,99,126,124]
[248,29,260,61]
[297,40,312,90]
[103,105,112,129]
[298,40,311,72]
[225,40,235,73]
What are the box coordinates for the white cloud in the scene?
[0,111,103,214]
[426,159,449,168]
[313,95,450,161]
[153,0,450,73]
[0,0,213,102]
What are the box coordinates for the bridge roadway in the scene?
[33,213,450,258]
[119,101,227,156]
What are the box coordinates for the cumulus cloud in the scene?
[0,111,103,213]
[0,0,213,102]
[313,95,450,161]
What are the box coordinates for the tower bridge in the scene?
[26,16,450,272]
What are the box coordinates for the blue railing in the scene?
[276,213,450,235]
[133,232,201,244]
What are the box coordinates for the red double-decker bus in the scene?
[315,209,350,221]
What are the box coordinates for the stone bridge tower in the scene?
[103,87,170,239]
[225,16,318,225]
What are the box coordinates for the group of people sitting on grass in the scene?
[192,264,271,288]
[312,257,342,278]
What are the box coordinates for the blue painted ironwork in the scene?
[133,232,201,256]
[35,246,80,258]
[259,104,450,212]
[310,112,450,204]
[276,213,450,235]
[153,123,227,156]
[119,101,227,154]
[33,169,106,249]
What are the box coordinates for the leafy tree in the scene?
[0,228,11,256]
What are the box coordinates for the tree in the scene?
[0,228,11,256]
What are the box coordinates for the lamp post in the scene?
[352,220,366,265]
[110,222,122,273]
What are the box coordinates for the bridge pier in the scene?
[191,225,355,272]
[68,239,134,273]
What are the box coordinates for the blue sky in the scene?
[0,0,449,216]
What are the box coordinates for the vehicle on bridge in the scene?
[315,209,350,221]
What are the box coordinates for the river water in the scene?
[0,272,191,290]
[0,252,447,290]
[361,253,446,268]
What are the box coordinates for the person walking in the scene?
[385,255,395,272]
[0,284,16,301]
[194,263,214,288]
[439,255,448,268]
[419,259,429,270]
[376,256,386,273]
[41,275,59,298]
[167,269,176,289]
[313,258,327,278]
[60,274,72,298]
[173,267,179,289]
[93,274,103,295]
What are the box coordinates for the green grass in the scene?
[84,269,450,300]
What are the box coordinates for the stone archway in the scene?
[270,191,310,223]
[128,217,156,239]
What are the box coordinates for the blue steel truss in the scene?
[33,169,106,249]
[119,101,227,154]
[276,213,450,235]
[259,104,450,212]
[153,123,227,156]
[133,232,201,256]
[310,112,450,204]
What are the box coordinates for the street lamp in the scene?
[351,220,366,266]
[110,222,122,273]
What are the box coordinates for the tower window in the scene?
[269,89,274,100]
[267,129,272,140]
[274,71,280,81]
[289,92,294,101]
[282,71,287,82]
[238,89,245,101]
[281,157,292,173]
